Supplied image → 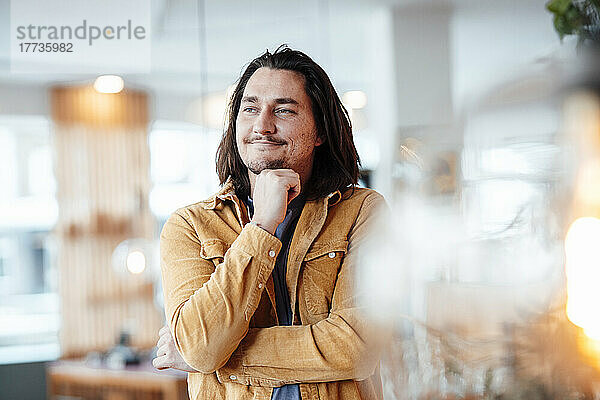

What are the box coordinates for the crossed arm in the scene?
[154,192,387,386]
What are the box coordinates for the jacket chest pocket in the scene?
[199,239,228,266]
[300,239,348,316]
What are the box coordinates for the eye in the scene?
[275,108,295,115]
[242,106,258,114]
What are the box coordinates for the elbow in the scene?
[351,353,379,381]
[327,351,377,382]
[320,313,386,382]
[346,320,389,381]
[342,339,382,381]
[171,318,236,374]
[173,330,233,374]
[181,351,226,374]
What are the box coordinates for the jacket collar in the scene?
[198,179,236,210]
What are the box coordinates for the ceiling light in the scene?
[126,251,146,274]
[94,75,124,94]
[342,90,367,109]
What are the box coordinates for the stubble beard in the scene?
[246,159,286,175]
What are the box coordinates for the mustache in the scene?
[244,135,286,145]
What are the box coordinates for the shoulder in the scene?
[338,186,386,211]
[168,198,216,223]
[324,187,387,246]
[321,186,387,232]
[168,179,236,221]
[162,188,233,234]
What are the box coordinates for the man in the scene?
[153,45,386,400]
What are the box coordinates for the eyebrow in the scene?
[241,96,299,105]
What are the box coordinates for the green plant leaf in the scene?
[546,0,572,14]
[554,14,569,39]
[564,4,584,24]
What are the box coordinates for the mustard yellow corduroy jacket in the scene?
[160,180,386,400]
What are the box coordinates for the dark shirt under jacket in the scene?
[245,194,305,400]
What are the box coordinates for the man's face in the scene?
[235,67,323,177]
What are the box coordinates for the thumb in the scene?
[286,178,301,204]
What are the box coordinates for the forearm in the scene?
[162,217,282,374]
[216,309,384,386]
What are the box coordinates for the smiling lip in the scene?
[251,140,284,145]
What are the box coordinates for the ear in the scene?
[315,135,325,147]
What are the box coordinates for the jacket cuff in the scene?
[230,223,282,321]
[215,347,246,384]
[231,222,282,261]
[216,340,286,387]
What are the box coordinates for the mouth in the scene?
[250,140,285,146]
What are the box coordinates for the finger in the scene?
[266,169,300,185]
[152,355,170,370]
[157,333,169,348]
[156,344,168,356]
[267,168,298,178]
[287,187,300,204]
[159,325,170,336]
[286,178,301,203]
[265,171,300,203]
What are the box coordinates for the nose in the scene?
[252,108,275,135]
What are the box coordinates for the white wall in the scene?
[451,0,559,113]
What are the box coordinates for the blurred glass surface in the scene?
[0,0,592,395]
[0,115,59,363]
[358,59,580,399]
[562,82,600,351]
[149,120,221,221]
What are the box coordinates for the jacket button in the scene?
[328,252,336,258]
[230,375,237,380]
[258,283,263,289]
[268,250,276,258]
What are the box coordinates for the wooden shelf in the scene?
[47,360,188,400]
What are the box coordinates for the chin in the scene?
[246,158,286,174]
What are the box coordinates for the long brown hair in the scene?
[216,45,360,201]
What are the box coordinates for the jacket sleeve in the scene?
[215,192,391,386]
[160,209,282,374]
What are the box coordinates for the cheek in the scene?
[235,122,245,150]
[289,119,317,155]
[290,136,316,160]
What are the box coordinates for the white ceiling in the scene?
[0,0,555,99]
[0,0,380,94]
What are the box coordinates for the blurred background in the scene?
[1,0,600,399]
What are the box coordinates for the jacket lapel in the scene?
[211,181,341,325]
[286,196,329,324]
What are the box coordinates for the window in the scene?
[149,120,221,223]
[0,116,59,364]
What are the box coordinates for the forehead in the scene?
[242,67,309,104]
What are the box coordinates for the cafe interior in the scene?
[1,0,600,398]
